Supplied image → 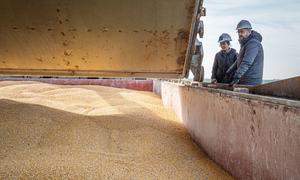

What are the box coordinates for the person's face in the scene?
[220,42,230,51]
[238,29,251,40]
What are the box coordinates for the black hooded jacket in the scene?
[211,48,238,83]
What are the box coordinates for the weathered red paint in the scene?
[0,78,153,92]
[157,81,300,180]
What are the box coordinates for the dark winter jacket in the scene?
[211,48,238,83]
[233,31,264,85]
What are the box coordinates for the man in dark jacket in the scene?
[211,33,238,83]
[229,20,264,86]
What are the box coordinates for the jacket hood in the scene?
[250,30,263,42]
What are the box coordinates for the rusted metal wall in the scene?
[0,0,200,78]
[158,81,300,180]
[252,76,300,100]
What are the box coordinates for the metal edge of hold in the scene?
[0,68,182,79]
[251,76,300,100]
[163,80,300,109]
[181,0,203,79]
[0,68,182,74]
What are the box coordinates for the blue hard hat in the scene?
[218,33,232,43]
[236,20,252,30]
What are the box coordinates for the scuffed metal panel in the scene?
[0,0,199,78]
[158,81,300,180]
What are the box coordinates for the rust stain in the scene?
[27,27,36,30]
[62,41,69,46]
[186,3,196,20]
[174,29,189,50]
[162,30,169,34]
[36,58,43,62]
[177,29,189,41]
[144,40,153,48]
[176,51,186,65]
[144,29,153,33]
[250,125,255,137]
[176,56,185,65]
[64,50,72,56]
[69,28,77,32]
[142,30,171,49]
[81,57,88,63]
[102,27,109,32]
[158,30,170,46]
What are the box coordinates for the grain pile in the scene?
[0,81,232,179]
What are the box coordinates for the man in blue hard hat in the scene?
[211,33,238,83]
[228,20,264,86]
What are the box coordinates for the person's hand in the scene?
[211,79,217,83]
[229,79,239,87]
